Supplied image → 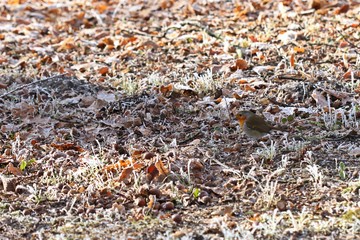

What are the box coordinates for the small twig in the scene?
[223,96,232,121]
[308,43,336,48]
[190,23,222,40]
[163,21,222,40]
[161,26,182,39]
[272,75,304,82]
[211,158,242,177]
[268,97,290,107]
[0,74,67,99]
[120,29,153,37]
[325,130,360,141]
[178,131,202,145]
[335,29,359,54]
[111,0,122,20]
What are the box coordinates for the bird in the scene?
[235,111,282,139]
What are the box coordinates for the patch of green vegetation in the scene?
[281,115,294,124]
[192,187,201,199]
[338,162,346,180]
[19,158,36,171]
[342,208,360,221]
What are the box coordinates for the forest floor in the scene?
[0,0,360,239]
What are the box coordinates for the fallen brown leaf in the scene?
[7,163,23,176]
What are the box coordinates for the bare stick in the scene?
[336,29,359,54]
[0,74,68,99]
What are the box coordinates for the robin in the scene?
[235,111,282,139]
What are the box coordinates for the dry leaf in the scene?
[7,162,23,176]
[323,89,353,105]
[233,93,242,99]
[349,147,360,157]
[238,79,249,84]
[133,162,145,170]
[311,89,328,108]
[0,56,7,64]
[339,41,349,48]
[103,160,128,173]
[117,167,133,182]
[95,3,108,13]
[243,85,256,92]
[0,82,8,89]
[0,175,17,192]
[293,46,305,53]
[230,59,248,71]
[343,70,360,79]
[253,66,275,75]
[290,53,295,68]
[0,155,13,164]
[50,142,85,152]
[137,40,159,50]
[98,66,109,75]
[97,91,116,103]
[248,35,258,42]
[214,97,222,104]
[334,4,349,14]
[160,84,173,96]
[148,194,156,208]
[309,0,328,9]
[155,159,169,176]
[57,37,76,51]
[147,164,159,180]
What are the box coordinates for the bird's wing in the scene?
[247,116,272,132]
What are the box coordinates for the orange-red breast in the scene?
[235,111,281,139]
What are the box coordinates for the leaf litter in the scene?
[0,0,360,239]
